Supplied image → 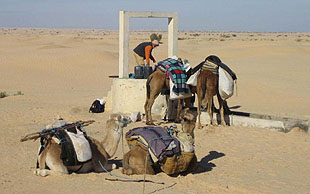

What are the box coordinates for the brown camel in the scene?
[122,108,197,175]
[196,56,226,128]
[144,56,228,127]
[35,114,129,176]
[144,67,191,125]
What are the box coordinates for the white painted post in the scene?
[119,11,178,78]
[119,11,129,78]
[168,16,178,57]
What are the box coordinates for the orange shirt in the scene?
[145,45,153,64]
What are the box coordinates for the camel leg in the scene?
[175,99,182,123]
[122,145,154,175]
[146,92,161,125]
[145,70,166,125]
[217,93,226,126]
[144,98,150,124]
[36,143,68,177]
[207,94,214,126]
[146,96,156,125]
[184,97,192,108]
[196,87,203,129]
[45,143,68,174]
[176,97,192,123]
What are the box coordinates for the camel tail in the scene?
[146,74,153,99]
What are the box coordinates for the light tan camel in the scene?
[122,108,197,175]
[35,114,129,177]
[144,68,191,125]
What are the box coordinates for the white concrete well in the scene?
[105,78,166,116]
[106,11,178,116]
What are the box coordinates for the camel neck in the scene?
[101,125,122,158]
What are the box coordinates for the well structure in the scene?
[106,11,178,114]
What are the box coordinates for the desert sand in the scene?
[0,28,310,194]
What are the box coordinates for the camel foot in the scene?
[35,169,49,177]
[146,121,155,125]
[35,168,66,177]
[122,168,133,175]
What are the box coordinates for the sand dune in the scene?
[0,28,309,194]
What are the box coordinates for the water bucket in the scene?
[134,66,144,79]
[143,66,153,79]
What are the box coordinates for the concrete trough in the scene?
[200,111,310,133]
[105,78,309,133]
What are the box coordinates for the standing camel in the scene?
[144,62,191,125]
[196,55,226,128]
[35,114,129,176]
[144,56,228,127]
[122,108,197,175]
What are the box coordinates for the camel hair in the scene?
[35,113,129,177]
[144,60,191,125]
[122,108,197,175]
[144,56,228,127]
[196,55,227,129]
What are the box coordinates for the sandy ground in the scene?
[0,28,310,194]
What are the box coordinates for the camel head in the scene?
[180,108,197,137]
[101,113,131,158]
[107,113,130,132]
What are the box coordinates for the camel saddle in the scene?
[38,121,92,167]
[155,58,190,95]
[125,126,195,175]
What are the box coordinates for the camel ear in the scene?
[117,115,122,122]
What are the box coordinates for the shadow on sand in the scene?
[189,151,225,175]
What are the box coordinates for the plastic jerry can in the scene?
[143,66,153,79]
[134,65,144,79]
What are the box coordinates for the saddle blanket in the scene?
[125,126,181,162]
[155,58,190,95]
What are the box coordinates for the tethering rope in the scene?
[98,158,164,184]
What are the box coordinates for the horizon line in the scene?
[1,27,309,33]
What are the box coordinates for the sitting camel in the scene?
[144,58,191,125]
[196,55,226,128]
[35,114,129,176]
[122,108,197,175]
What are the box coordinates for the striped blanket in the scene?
[155,58,189,95]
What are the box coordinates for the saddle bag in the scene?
[55,126,92,166]
[160,152,195,175]
[89,99,105,113]
[125,126,194,175]
[218,67,235,100]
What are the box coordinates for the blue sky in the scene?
[0,0,309,32]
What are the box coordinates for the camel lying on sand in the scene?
[122,108,197,175]
[35,114,129,176]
